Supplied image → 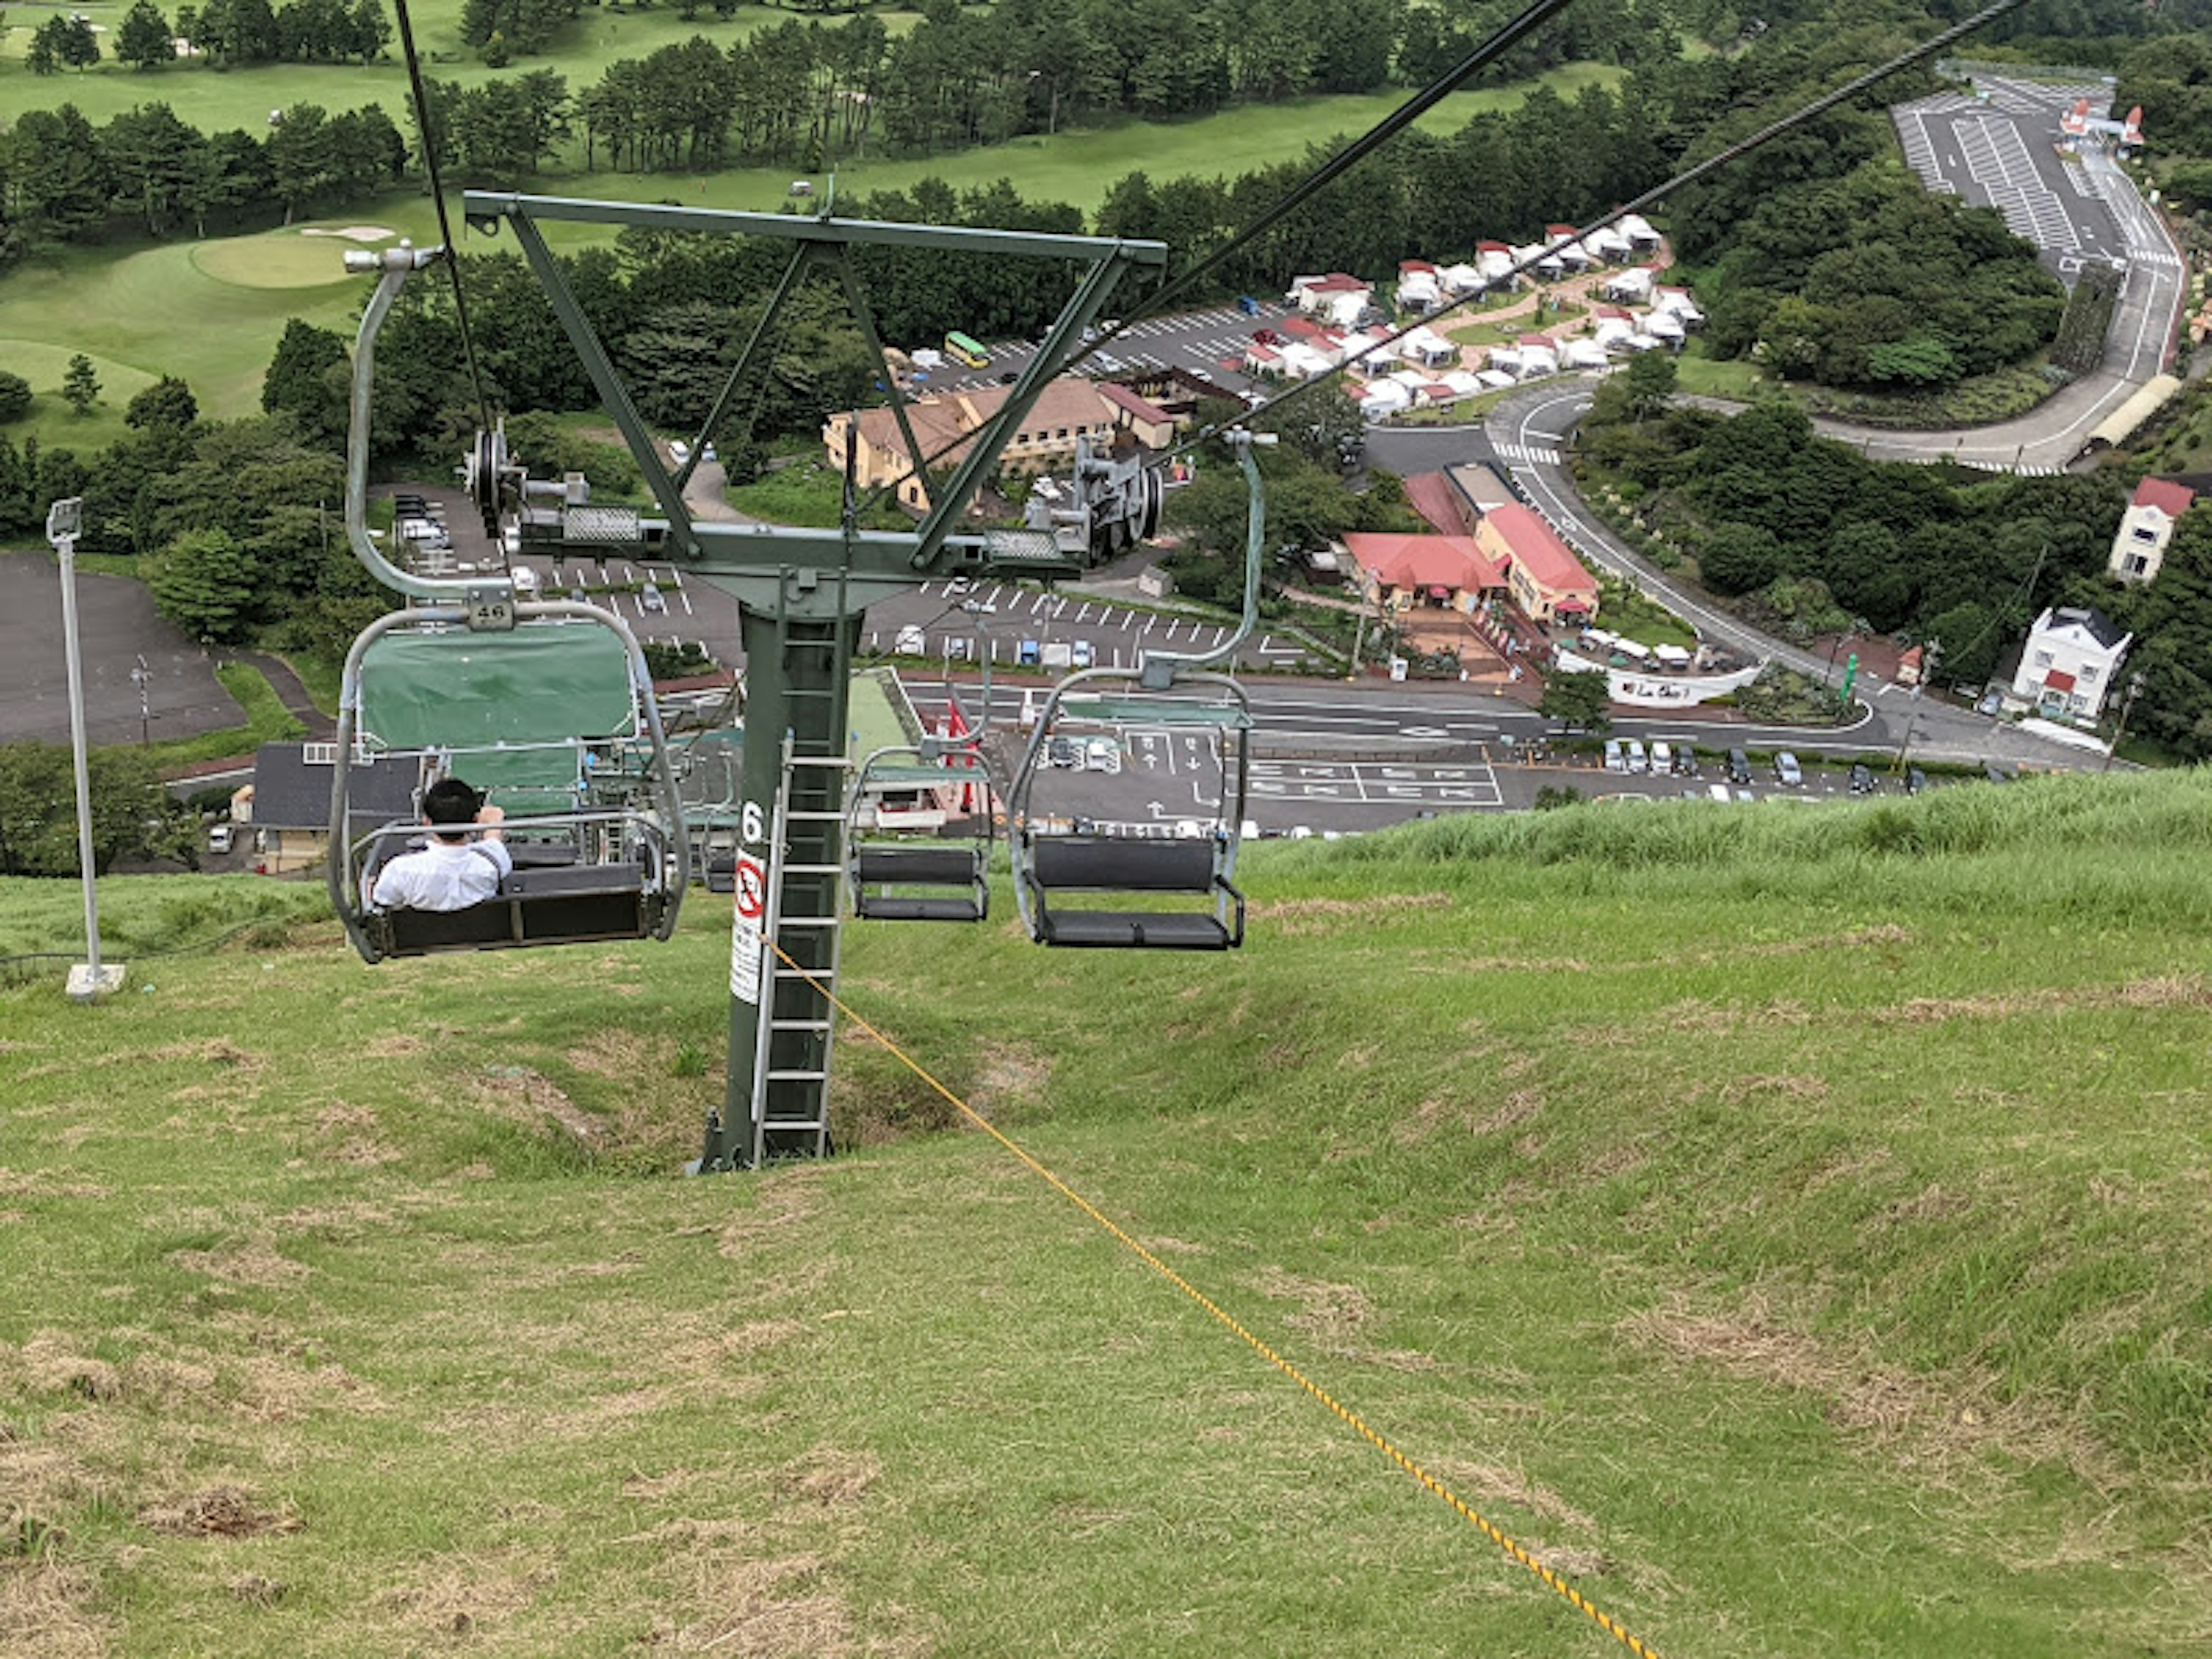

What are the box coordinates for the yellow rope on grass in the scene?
[770,941,1664,1657]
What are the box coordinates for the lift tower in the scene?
[395,194,1168,1168]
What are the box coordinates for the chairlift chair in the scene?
[1006,666,1251,949]
[844,738,997,923]
[328,607,690,963]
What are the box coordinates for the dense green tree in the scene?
[6,105,113,243]
[102,101,206,237]
[118,0,176,67]
[126,375,200,433]
[148,527,258,643]
[1698,522,1783,596]
[0,743,195,875]
[0,372,30,423]
[260,319,349,448]
[1539,668,1611,733]
[1619,349,1677,421]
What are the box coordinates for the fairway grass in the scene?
[4,770,2211,1655]
[0,62,1623,422]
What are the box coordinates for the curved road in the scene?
[1366,387,2103,768]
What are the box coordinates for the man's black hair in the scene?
[422,777,481,842]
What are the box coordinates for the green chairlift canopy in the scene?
[357,622,643,817]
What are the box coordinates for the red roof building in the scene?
[1342,532,1506,608]
[1476,503,1600,625]
[2133,476,2196,518]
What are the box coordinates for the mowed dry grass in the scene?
[6,772,2212,1657]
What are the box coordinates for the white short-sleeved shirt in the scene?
[370,838,512,912]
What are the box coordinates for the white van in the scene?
[1626,738,1649,774]
[1603,739,1626,772]
[1649,741,1672,774]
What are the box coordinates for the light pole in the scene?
[49,497,125,1002]
[2104,672,2147,771]
[131,654,151,748]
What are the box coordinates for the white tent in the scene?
[1591,317,1636,351]
[1603,267,1654,302]
[1398,327,1457,368]
[1440,262,1483,296]
[1476,248,1518,286]
[1279,343,1334,378]
[1615,639,1653,662]
[1587,226,1633,262]
[1476,368,1517,391]
[1618,213,1661,249]
[1561,338,1611,370]
[1653,644,1693,666]
[1360,380,1412,421]
[1398,271,1441,312]
[1623,332,1663,353]
[1516,243,1564,279]
[1516,345,1559,378]
[1323,291,1366,328]
[1645,310,1686,342]
[1548,236,1594,270]
[1438,369,1483,399]
[1486,347,1523,376]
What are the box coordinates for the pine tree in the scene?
[118,0,176,68]
[61,355,101,416]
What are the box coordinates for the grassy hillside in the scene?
[5,772,2211,1656]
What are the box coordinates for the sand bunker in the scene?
[300,225,397,243]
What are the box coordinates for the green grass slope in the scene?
[4,771,2210,1656]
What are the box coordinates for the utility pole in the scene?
[2104,672,2146,771]
[50,497,125,1003]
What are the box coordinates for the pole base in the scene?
[66,963,126,1002]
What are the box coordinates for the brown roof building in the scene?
[823,378,1135,513]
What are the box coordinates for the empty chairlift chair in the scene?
[845,743,996,923]
[1007,668,1251,950]
[329,608,688,963]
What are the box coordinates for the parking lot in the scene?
[0,550,239,747]
[930,301,1293,397]
[1891,87,2128,277]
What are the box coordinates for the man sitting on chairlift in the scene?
[370,777,510,911]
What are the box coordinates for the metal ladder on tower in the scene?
[744,593,854,1165]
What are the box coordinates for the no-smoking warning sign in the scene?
[729,851,767,1002]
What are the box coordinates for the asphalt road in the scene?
[0,549,238,748]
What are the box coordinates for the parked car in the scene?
[640,582,666,613]
[1625,738,1649,774]
[1976,689,2004,718]
[1604,738,1627,772]
[1252,327,1282,346]
[1048,736,1079,768]
[1085,736,1121,775]
[1849,763,1876,794]
[1070,639,1095,669]
[1649,741,1672,774]
[1018,639,1042,667]
[1905,766,1928,796]
[1726,748,1752,786]
[1672,745,1698,777]
[1774,751,1802,787]
[207,824,233,855]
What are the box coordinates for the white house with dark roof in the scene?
[2010,606,2133,719]
[2109,476,2195,584]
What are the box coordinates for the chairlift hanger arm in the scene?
[454,191,1164,588]
[461,193,1169,268]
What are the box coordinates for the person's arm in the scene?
[473,804,513,876]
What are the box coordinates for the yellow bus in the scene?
[944,331,990,369]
